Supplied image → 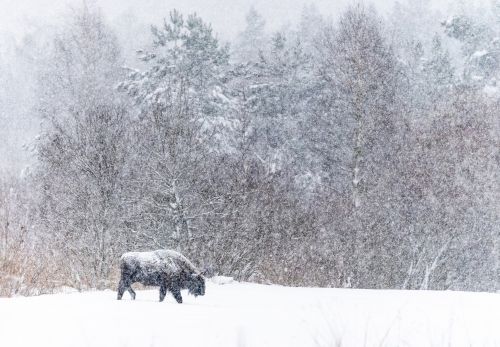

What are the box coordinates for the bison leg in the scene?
[117,279,126,300]
[127,286,136,300]
[159,283,167,302]
[171,288,183,304]
[118,276,136,300]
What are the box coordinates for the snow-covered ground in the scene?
[1,279,499,347]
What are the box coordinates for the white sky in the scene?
[0,0,455,40]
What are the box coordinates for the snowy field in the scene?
[1,279,499,347]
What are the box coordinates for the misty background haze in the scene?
[0,0,487,173]
[0,0,498,296]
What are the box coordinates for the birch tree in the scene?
[34,4,130,287]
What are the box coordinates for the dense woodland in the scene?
[0,1,499,295]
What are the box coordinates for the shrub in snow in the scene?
[210,276,234,285]
[117,250,205,302]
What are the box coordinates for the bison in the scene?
[117,249,205,303]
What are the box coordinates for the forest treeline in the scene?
[0,1,498,295]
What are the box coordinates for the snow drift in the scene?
[0,280,499,347]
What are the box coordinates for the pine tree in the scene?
[421,35,455,103]
[443,8,498,89]
[232,7,266,63]
[118,10,235,256]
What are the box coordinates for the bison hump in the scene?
[153,250,200,274]
[120,250,199,275]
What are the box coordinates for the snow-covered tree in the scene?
[399,89,498,290]
[423,36,455,90]
[232,7,267,63]
[34,4,131,288]
[296,4,325,52]
[1,1,497,293]
[315,4,404,287]
[443,3,500,94]
[118,10,236,260]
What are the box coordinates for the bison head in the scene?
[187,274,205,297]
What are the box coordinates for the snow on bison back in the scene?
[117,249,205,303]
